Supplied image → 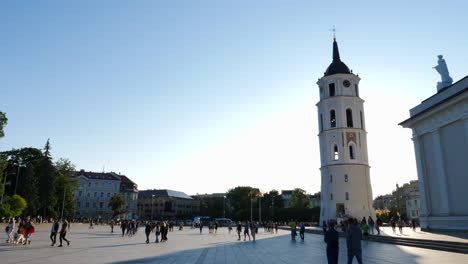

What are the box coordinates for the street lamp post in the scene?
[259,195,262,223]
[151,195,155,221]
[222,196,226,218]
[60,184,67,219]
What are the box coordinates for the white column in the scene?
[412,134,429,217]
[432,129,450,215]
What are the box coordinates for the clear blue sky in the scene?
[1,0,467,197]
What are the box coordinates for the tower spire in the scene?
[333,38,340,61]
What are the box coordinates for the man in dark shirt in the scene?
[346,218,363,264]
[324,222,339,264]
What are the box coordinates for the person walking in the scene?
[289,219,297,240]
[411,219,416,231]
[145,222,152,244]
[214,221,218,234]
[324,222,339,264]
[250,222,256,241]
[398,218,404,234]
[5,218,15,243]
[110,220,115,233]
[50,219,60,246]
[58,219,70,247]
[121,221,127,237]
[236,221,242,241]
[24,218,35,245]
[199,222,203,234]
[368,217,375,235]
[346,218,363,264]
[243,221,251,241]
[390,218,396,234]
[299,222,306,240]
[376,217,382,235]
[274,222,278,234]
[155,222,161,243]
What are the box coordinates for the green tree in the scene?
[226,186,259,220]
[36,139,58,217]
[0,111,7,204]
[108,194,128,218]
[290,188,310,209]
[3,194,28,218]
[0,111,7,138]
[55,159,79,219]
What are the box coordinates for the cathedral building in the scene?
[317,38,375,225]
[400,60,468,230]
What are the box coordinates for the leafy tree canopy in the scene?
[0,111,7,138]
[108,194,128,218]
[290,188,310,209]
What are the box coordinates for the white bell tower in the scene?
[317,38,374,225]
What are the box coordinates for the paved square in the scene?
[1,224,467,263]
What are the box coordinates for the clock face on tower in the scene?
[343,80,351,87]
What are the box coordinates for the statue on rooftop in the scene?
[434,55,453,91]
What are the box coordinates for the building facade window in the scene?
[107,193,110,197]
[344,174,348,182]
[346,108,353,128]
[349,145,355,159]
[100,202,103,208]
[85,202,89,208]
[330,110,336,128]
[79,191,82,196]
[333,145,339,160]
[101,192,104,197]
[329,83,335,96]
[330,193,333,200]
[94,192,97,197]
[77,202,81,208]
[346,192,349,200]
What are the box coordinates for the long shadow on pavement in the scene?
[110,233,424,264]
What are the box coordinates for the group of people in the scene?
[119,220,139,237]
[50,218,70,247]
[288,220,307,240]
[143,221,170,243]
[4,217,36,245]
[323,218,364,264]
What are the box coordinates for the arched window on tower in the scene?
[330,175,333,183]
[344,174,348,182]
[360,111,364,129]
[330,193,333,200]
[349,145,355,160]
[333,145,339,160]
[346,192,349,200]
[355,84,359,97]
[330,110,336,128]
[346,108,353,128]
[329,83,335,96]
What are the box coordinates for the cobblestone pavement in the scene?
[1,224,467,264]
